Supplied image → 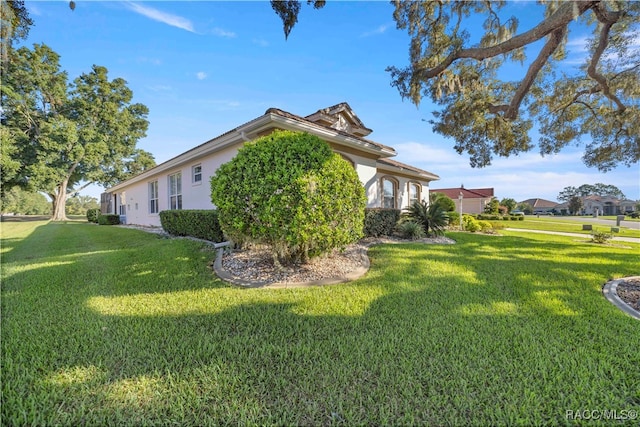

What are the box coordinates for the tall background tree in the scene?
[272,0,639,171]
[568,196,584,215]
[2,43,154,220]
[500,198,518,213]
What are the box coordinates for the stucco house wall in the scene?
[104,103,440,227]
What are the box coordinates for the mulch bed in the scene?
[617,277,640,312]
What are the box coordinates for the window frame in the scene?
[408,182,421,206]
[168,172,182,210]
[149,180,159,214]
[192,164,202,185]
[381,176,398,209]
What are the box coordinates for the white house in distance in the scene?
[102,103,440,227]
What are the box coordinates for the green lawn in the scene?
[2,221,639,425]
[503,216,640,238]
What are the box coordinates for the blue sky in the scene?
[21,1,639,203]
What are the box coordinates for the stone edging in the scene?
[602,277,640,320]
[213,243,371,289]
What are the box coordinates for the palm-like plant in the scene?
[403,200,449,237]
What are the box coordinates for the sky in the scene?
[19,0,640,203]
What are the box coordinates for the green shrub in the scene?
[210,130,366,265]
[364,208,400,237]
[430,192,456,212]
[509,215,520,221]
[159,210,224,242]
[97,214,120,225]
[591,231,613,244]
[462,214,480,232]
[86,208,101,223]
[403,200,448,237]
[477,220,493,233]
[397,220,426,240]
[517,215,524,221]
[446,211,460,227]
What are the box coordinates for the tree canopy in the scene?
[272,0,639,171]
[558,183,626,201]
[1,43,154,220]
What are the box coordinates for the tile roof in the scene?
[377,158,439,180]
[431,187,494,199]
[265,107,395,153]
[519,198,558,208]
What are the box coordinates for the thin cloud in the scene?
[196,72,207,80]
[360,24,389,38]
[252,38,269,47]
[212,27,236,38]
[125,2,195,33]
[28,4,42,16]
[146,84,172,92]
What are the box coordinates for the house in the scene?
[430,186,494,214]
[556,195,637,215]
[101,103,440,227]
[519,198,558,214]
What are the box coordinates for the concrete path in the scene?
[504,228,640,244]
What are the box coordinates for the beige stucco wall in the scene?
[111,141,434,226]
[113,144,240,227]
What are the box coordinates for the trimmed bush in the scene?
[447,211,460,227]
[364,208,401,237]
[462,214,480,232]
[86,208,101,223]
[210,130,366,265]
[397,220,426,240]
[97,214,120,225]
[159,210,224,242]
[477,220,493,233]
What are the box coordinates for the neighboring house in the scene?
[430,186,494,214]
[556,195,637,215]
[101,103,440,227]
[519,198,558,214]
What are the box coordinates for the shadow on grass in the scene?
[2,226,640,425]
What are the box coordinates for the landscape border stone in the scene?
[602,277,640,320]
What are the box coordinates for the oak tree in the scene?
[272,0,639,171]
[558,183,626,201]
[2,44,153,220]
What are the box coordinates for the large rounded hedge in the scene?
[210,130,366,265]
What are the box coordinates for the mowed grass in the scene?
[2,221,639,426]
[504,216,640,238]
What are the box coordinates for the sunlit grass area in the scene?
[2,222,639,425]
[504,216,640,238]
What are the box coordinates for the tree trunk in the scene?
[51,180,69,221]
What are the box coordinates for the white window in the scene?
[409,182,420,206]
[149,181,159,214]
[192,164,202,184]
[169,173,182,210]
[382,178,397,209]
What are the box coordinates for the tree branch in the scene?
[587,4,626,111]
[415,1,596,80]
